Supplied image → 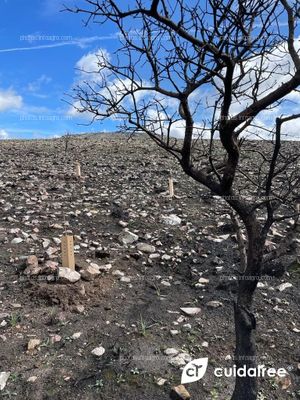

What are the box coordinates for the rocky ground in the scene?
[0,134,299,400]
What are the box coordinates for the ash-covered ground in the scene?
[0,134,299,400]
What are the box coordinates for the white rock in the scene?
[182,324,192,332]
[206,301,223,308]
[169,352,192,367]
[98,264,112,273]
[58,267,81,283]
[119,230,139,245]
[276,282,293,292]
[156,378,167,386]
[112,270,125,277]
[80,264,101,281]
[180,307,201,316]
[162,214,182,226]
[27,339,41,351]
[149,253,160,259]
[198,277,209,284]
[71,332,82,340]
[42,239,51,249]
[91,346,105,357]
[257,282,265,288]
[164,348,179,356]
[27,376,37,383]
[11,238,23,244]
[137,243,156,253]
[118,221,128,228]
[0,372,10,391]
[120,276,131,283]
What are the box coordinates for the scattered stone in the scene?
[119,230,139,245]
[276,282,293,292]
[24,255,41,276]
[118,220,128,228]
[156,377,167,386]
[11,238,23,244]
[162,214,182,226]
[182,324,192,332]
[80,264,101,281]
[50,335,62,344]
[98,263,112,273]
[75,305,85,314]
[170,385,191,400]
[275,372,292,390]
[71,332,82,340]
[137,242,156,253]
[0,372,10,391]
[42,239,51,249]
[164,348,179,356]
[27,338,41,351]
[58,267,81,283]
[91,346,105,357]
[180,307,201,316]
[198,277,209,284]
[206,300,223,308]
[120,276,131,283]
[112,270,125,277]
[169,352,192,367]
[27,376,37,383]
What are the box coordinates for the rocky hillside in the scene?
[0,135,299,400]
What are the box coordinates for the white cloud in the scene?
[28,74,52,93]
[0,129,9,139]
[0,88,23,112]
[75,48,111,82]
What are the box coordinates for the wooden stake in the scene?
[75,161,81,178]
[169,177,174,198]
[61,235,75,270]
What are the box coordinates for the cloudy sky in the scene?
[0,0,121,139]
[0,0,299,140]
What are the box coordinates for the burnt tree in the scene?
[67,1,300,399]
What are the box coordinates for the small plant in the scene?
[257,392,267,400]
[138,315,149,337]
[8,373,19,383]
[137,314,158,336]
[152,283,161,297]
[9,313,21,327]
[94,379,104,388]
[210,388,219,400]
[116,373,126,385]
[130,368,140,375]
[88,379,104,392]
[269,378,279,390]
[40,338,50,348]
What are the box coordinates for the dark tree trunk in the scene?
[231,220,264,400]
[231,302,257,400]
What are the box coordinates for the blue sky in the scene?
[0,0,120,139]
[0,0,299,140]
